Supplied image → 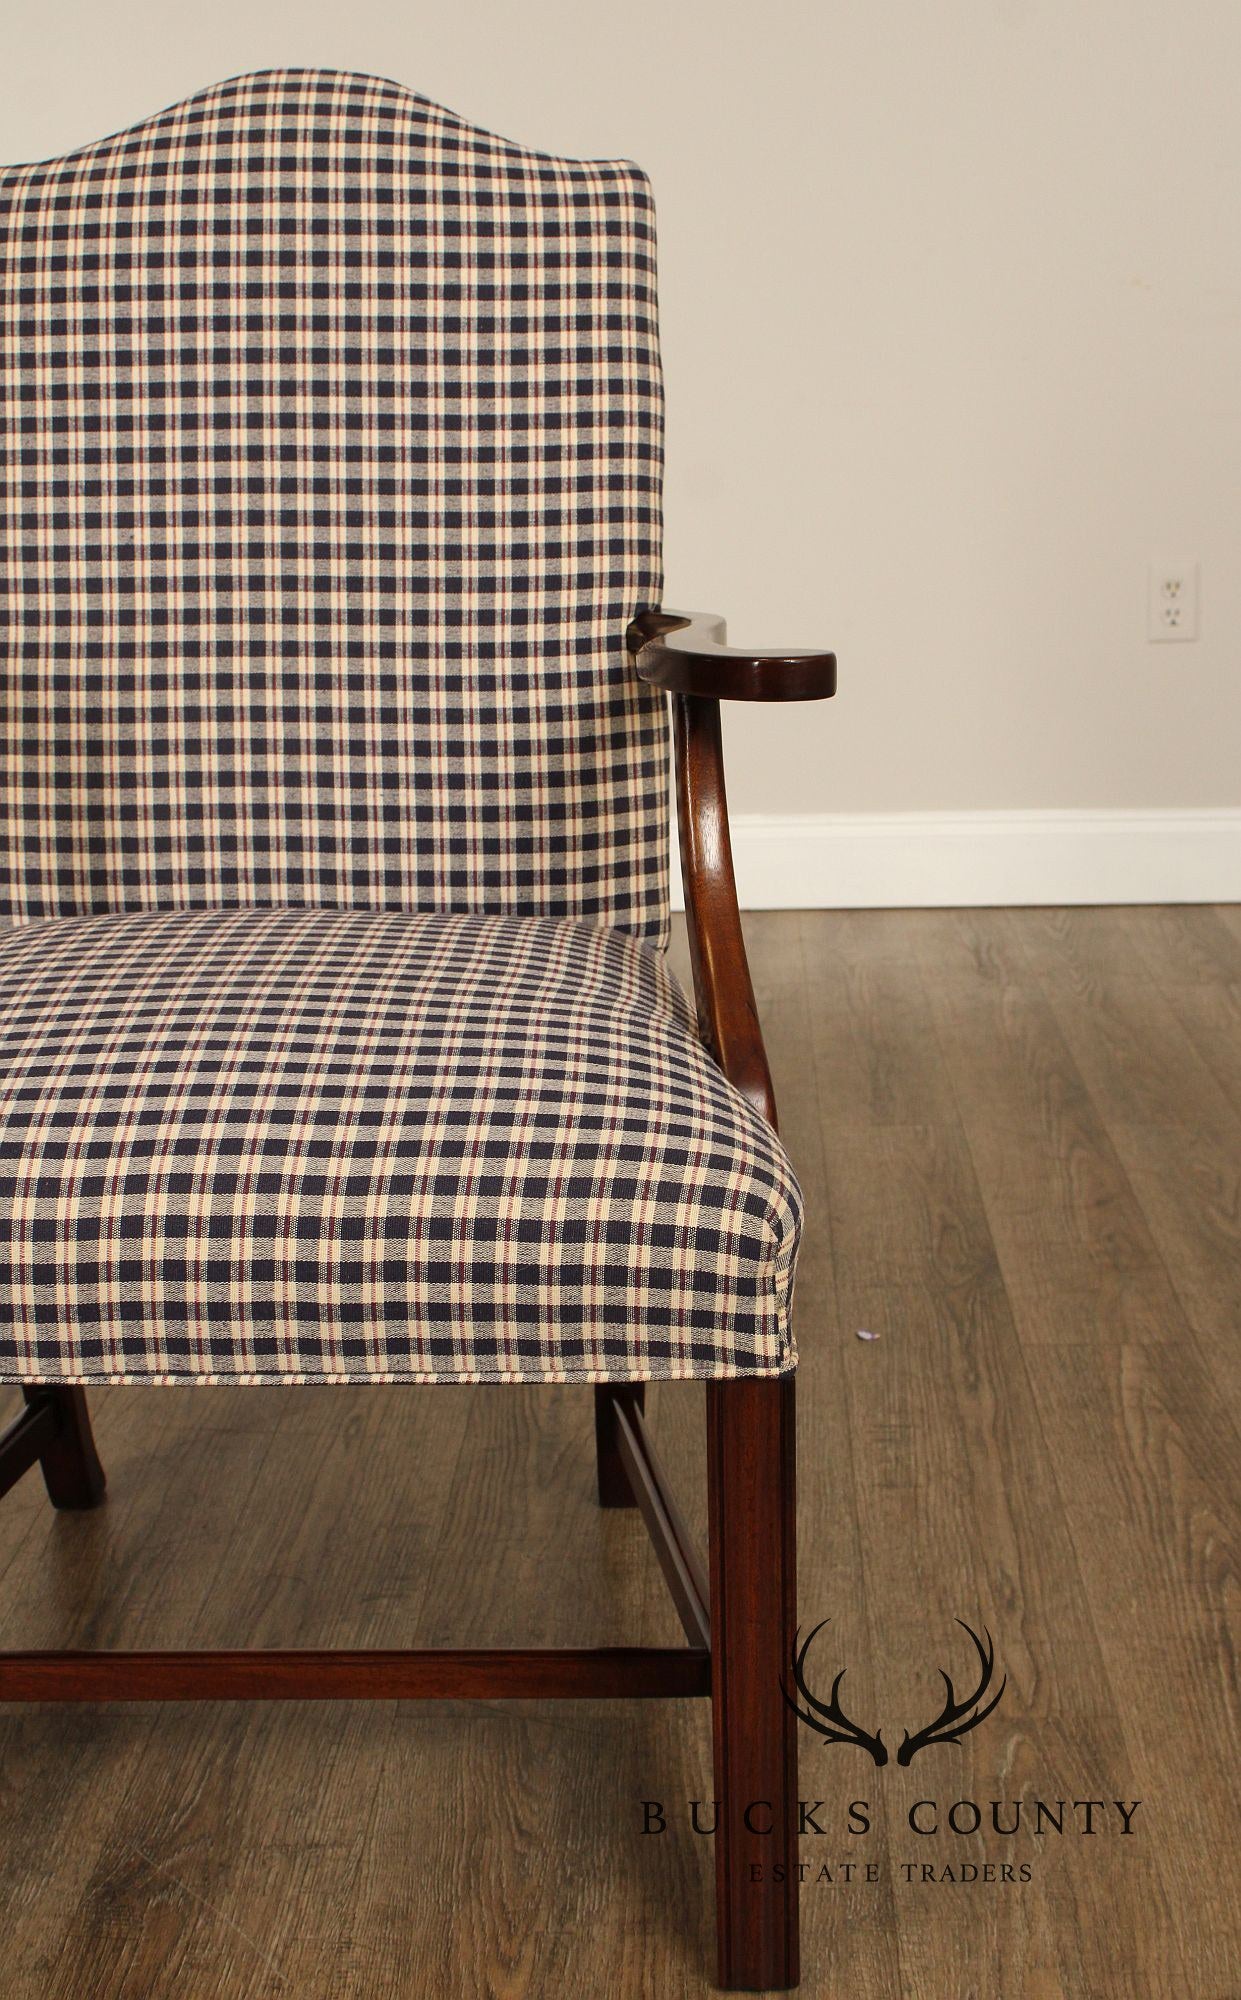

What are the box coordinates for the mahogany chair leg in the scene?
[707,1375,799,1992]
[594,1384,643,1507]
[23,1388,107,1510]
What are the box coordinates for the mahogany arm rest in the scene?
[627,608,836,703]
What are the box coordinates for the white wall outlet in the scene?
[1148,561,1199,642]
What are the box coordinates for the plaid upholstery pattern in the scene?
[0,909,800,1384]
[0,75,804,1389]
[0,70,668,938]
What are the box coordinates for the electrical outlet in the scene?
[1148,561,1199,642]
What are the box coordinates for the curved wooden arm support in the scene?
[631,608,836,1128]
[628,609,836,703]
[671,693,778,1130]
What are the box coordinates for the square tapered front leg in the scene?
[707,1375,800,1990]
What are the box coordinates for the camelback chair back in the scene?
[0,69,668,933]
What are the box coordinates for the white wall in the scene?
[4,2,1238,900]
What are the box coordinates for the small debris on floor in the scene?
[856,1328,880,1341]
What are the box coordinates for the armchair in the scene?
[0,71,834,1993]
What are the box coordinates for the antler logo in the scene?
[782,1619,1006,1767]
[895,1620,1006,1765]
[782,1620,889,1765]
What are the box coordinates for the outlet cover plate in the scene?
[1148,561,1200,643]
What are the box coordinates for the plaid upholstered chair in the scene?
[0,71,834,1991]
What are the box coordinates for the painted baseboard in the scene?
[670,809,1241,911]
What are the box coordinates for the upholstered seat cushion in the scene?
[0,909,800,1385]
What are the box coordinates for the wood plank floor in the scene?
[1,907,1237,1998]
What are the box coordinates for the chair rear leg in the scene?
[707,1375,799,1991]
[594,1384,643,1508]
[24,1387,107,1510]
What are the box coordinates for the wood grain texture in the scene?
[628,609,837,704]
[671,692,777,1123]
[0,1646,710,1703]
[799,1141,1175,1985]
[909,908,1240,1995]
[1,908,1238,1997]
[706,1375,799,1990]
